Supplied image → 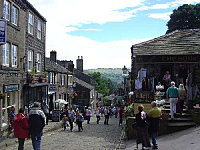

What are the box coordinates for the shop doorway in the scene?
[161,64,173,84]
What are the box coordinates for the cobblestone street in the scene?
[5,116,122,150]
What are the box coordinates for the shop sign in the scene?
[0,19,6,44]
[3,84,19,93]
[136,55,200,63]
[134,103,152,114]
[51,109,60,122]
[134,91,154,103]
[49,84,58,92]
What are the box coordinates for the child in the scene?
[62,114,68,130]
[77,111,83,132]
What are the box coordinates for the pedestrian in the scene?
[135,105,151,150]
[86,107,92,124]
[104,107,109,125]
[178,84,187,115]
[148,101,162,149]
[68,107,75,132]
[163,71,172,90]
[13,108,29,150]
[8,106,15,132]
[166,81,179,119]
[42,102,49,125]
[62,114,68,131]
[77,111,84,132]
[118,106,124,126]
[95,107,101,124]
[28,102,46,150]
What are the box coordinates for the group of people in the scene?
[94,106,124,126]
[163,70,187,119]
[11,102,46,150]
[135,102,162,150]
[62,107,84,132]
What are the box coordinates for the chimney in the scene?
[50,50,57,62]
[76,56,83,72]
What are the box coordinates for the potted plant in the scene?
[39,72,47,82]
[29,68,35,83]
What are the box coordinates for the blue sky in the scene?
[29,0,200,69]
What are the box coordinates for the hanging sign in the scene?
[3,84,19,93]
[0,19,6,44]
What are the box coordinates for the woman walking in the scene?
[135,105,151,150]
[179,84,187,115]
[13,108,29,150]
[95,107,101,124]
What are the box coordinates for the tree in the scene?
[166,4,200,34]
[88,72,116,96]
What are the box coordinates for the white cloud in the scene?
[148,12,172,20]
[65,27,78,32]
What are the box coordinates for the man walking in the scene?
[104,107,109,125]
[118,106,124,126]
[8,106,15,131]
[29,102,46,150]
[148,101,161,149]
[166,81,179,119]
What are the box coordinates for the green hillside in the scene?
[84,68,125,88]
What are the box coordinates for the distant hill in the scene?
[84,68,125,88]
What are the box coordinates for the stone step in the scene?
[168,118,193,122]
[161,108,188,113]
[163,105,187,109]
[168,122,196,127]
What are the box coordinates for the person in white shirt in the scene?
[86,107,92,124]
[68,107,75,131]
[95,108,101,124]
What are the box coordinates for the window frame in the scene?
[27,50,33,71]
[12,5,18,26]
[49,72,55,84]
[28,13,34,35]
[3,0,11,21]
[11,44,17,68]
[2,43,10,67]
[37,20,42,39]
[36,53,41,72]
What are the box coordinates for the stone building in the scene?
[45,50,73,112]
[0,0,26,131]
[22,0,48,110]
[0,0,47,132]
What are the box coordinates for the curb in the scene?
[0,121,62,149]
[115,124,127,150]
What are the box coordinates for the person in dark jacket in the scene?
[148,101,162,149]
[135,105,151,150]
[28,102,46,150]
[13,108,29,150]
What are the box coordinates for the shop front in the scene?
[131,29,200,112]
[1,84,20,129]
[23,83,48,112]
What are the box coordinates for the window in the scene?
[49,72,55,84]
[2,43,9,66]
[12,6,18,25]
[28,13,34,34]
[60,74,65,86]
[28,50,33,71]
[11,45,17,67]
[59,94,65,100]
[3,0,10,21]
[36,53,41,72]
[37,20,41,39]
[68,75,73,86]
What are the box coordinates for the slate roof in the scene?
[131,29,200,56]
[73,77,94,90]
[45,58,73,74]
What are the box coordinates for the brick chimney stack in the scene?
[50,50,57,62]
[76,56,83,72]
